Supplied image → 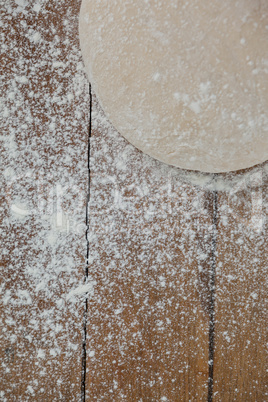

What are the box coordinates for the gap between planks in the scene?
[81,83,92,402]
[80,84,219,401]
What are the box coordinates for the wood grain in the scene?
[1,1,267,401]
[84,102,215,400]
[1,1,87,400]
[213,167,267,401]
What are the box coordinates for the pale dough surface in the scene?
[79,0,268,173]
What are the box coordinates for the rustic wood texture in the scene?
[214,169,267,401]
[85,109,213,400]
[1,1,87,400]
[1,1,267,401]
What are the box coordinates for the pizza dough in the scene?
[79,0,268,173]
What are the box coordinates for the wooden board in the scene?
[1,1,88,400]
[1,1,267,400]
[84,101,216,400]
[214,168,267,401]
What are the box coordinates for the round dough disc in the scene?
[79,0,268,173]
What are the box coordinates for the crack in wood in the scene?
[80,86,220,400]
[81,83,92,401]
[208,190,218,402]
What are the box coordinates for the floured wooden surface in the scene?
[1,1,267,401]
[86,96,267,401]
[1,1,88,400]
[214,175,268,401]
[86,101,214,399]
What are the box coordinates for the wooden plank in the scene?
[1,1,87,400]
[84,99,215,400]
[3,1,266,399]
[213,165,268,401]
